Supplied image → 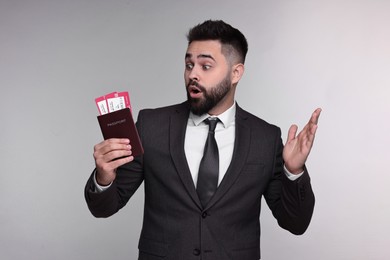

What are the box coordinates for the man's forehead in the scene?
[185,40,223,58]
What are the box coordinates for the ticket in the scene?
[95,91,132,115]
[105,92,124,113]
[95,95,108,115]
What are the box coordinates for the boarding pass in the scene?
[95,91,132,115]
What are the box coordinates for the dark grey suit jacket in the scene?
[85,101,315,260]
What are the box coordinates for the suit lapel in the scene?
[169,102,203,209]
[205,105,251,210]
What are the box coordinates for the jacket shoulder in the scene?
[237,105,281,133]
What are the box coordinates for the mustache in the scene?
[187,80,206,92]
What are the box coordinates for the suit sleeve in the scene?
[264,129,315,235]
[84,114,145,218]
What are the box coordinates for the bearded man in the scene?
[85,20,321,260]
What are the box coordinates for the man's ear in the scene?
[231,63,245,85]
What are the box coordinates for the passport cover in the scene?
[97,107,144,156]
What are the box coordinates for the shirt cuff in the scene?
[283,165,304,181]
[93,170,112,193]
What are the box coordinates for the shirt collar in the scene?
[189,102,236,128]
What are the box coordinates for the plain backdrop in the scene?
[1,0,389,259]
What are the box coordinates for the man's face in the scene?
[184,40,234,115]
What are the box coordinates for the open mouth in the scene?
[188,85,203,98]
[189,85,201,93]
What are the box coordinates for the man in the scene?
[85,20,321,260]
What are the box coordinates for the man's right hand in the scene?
[93,138,134,186]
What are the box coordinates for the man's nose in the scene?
[188,66,200,82]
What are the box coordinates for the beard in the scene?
[186,74,232,116]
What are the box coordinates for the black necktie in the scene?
[197,118,219,207]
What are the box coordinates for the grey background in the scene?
[1,0,389,259]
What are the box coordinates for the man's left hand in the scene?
[283,108,322,174]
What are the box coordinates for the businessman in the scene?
[85,20,321,260]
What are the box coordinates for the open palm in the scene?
[283,108,322,174]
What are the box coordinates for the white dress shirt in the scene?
[184,103,236,187]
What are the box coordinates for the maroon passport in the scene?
[97,107,144,156]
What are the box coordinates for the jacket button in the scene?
[202,212,208,218]
[193,248,201,256]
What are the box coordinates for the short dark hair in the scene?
[187,20,248,64]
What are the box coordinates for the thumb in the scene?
[287,124,298,143]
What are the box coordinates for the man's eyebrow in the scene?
[185,53,216,61]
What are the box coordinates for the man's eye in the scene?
[185,63,193,70]
[202,65,211,70]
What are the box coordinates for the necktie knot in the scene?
[206,117,219,133]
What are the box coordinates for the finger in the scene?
[113,138,131,144]
[109,155,134,169]
[304,124,319,149]
[98,153,134,170]
[309,123,318,136]
[310,108,322,125]
[94,141,131,158]
[103,143,131,157]
[97,144,132,163]
[95,149,133,171]
[105,147,133,162]
[94,138,130,151]
[287,124,298,143]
